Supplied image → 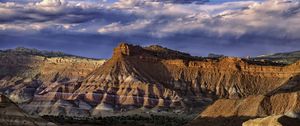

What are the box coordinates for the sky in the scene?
[0,0,300,58]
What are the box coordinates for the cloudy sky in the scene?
[0,0,299,58]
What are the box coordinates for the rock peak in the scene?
[112,42,143,57]
[144,44,192,59]
[114,43,131,56]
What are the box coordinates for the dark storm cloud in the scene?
[0,2,138,24]
[1,0,300,58]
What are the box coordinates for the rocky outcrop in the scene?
[242,115,300,126]
[198,91,300,118]
[71,43,300,111]
[0,94,56,126]
[47,43,300,117]
[189,75,300,125]
[0,48,105,117]
[0,48,104,102]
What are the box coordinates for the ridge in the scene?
[0,47,101,60]
[1,42,300,121]
[112,42,195,60]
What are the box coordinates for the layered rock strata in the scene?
[1,44,300,119]
[0,94,56,126]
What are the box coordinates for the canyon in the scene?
[0,43,299,125]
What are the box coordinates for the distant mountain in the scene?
[254,50,300,64]
[0,47,99,60]
[207,53,225,58]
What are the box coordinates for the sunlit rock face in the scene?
[1,43,300,118]
[242,115,300,126]
[69,43,299,115]
[188,66,300,125]
[199,92,300,118]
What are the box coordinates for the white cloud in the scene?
[37,0,64,7]
[100,0,259,37]
[0,23,49,31]
[98,0,300,39]
[1,0,300,40]
[98,20,151,34]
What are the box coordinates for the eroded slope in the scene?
[1,44,300,120]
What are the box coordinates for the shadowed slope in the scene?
[189,72,300,126]
[0,94,56,126]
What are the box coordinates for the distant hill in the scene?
[253,50,300,64]
[0,47,100,60]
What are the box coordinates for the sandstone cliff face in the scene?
[1,44,300,119]
[70,43,300,112]
[0,50,105,111]
[188,91,300,126]
[199,92,300,118]
[189,69,300,125]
